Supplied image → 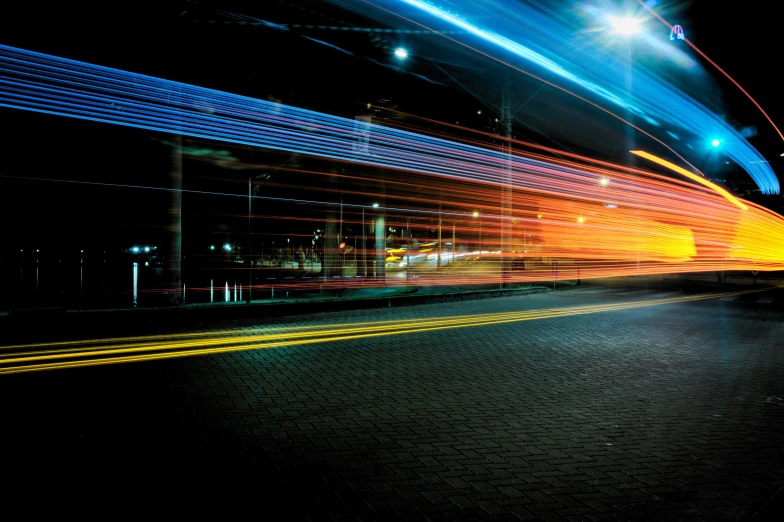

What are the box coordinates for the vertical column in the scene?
[500,78,513,288]
[437,198,442,268]
[374,213,385,282]
[324,206,338,282]
[166,134,183,306]
[452,223,456,262]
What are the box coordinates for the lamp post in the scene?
[610,13,641,271]
[247,173,270,303]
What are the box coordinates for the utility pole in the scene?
[247,175,252,304]
[500,78,513,288]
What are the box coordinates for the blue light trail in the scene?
[0,42,762,219]
[342,0,778,194]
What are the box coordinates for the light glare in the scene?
[609,16,641,35]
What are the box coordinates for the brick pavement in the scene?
[2,286,784,520]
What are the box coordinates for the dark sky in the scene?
[0,0,780,251]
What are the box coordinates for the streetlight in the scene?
[599,177,610,187]
[372,202,379,208]
[711,138,721,148]
[609,16,642,35]
[223,243,232,252]
[394,48,408,59]
[248,173,271,303]
[610,13,641,269]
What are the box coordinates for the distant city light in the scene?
[372,203,379,208]
[609,16,641,35]
[711,139,721,147]
[394,48,408,59]
[223,243,232,252]
[599,177,610,187]
[577,216,585,224]
[144,246,150,253]
[473,211,479,217]
[209,245,215,250]
[131,246,140,253]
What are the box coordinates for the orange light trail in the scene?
[630,150,749,210]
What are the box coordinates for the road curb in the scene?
[0,285,551,333]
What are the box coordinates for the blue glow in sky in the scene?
[345,0,778,194]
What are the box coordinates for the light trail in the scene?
[3,43,784,286]
[0,286,775,375]
[630,150,749,210]
[355,0,708,180]
[344,0,778,194]
[636,0,784,144]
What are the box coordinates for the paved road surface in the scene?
[2,285,783,519]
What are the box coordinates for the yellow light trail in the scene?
[630,150,749,210]
[0,286,774,375]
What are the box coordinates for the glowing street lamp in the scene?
[599,177,610,187]
[372,202,379,208]
[711,138,721,148]
[577,216,585,224]
[223,243,232,252]
[609,16,642,35]
[394,48,409,59]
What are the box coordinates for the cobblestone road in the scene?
[2,286,784,520]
